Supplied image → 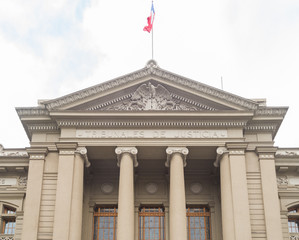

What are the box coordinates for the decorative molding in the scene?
[0,145,28,157]
[42,64,258,110]
[0,236,14,240]
[165,147,189,167]
[27,123,58,132]
[245,125,277,131]
[16,107,49,116]
[277,176,288,185]
[259,154,275,159]
[75,147,91,167]
[276,150,299,157]
[229,150,245,155]
[290,233,299,240]
[58,120,247,128]
[59,150,75,155]
[100,183,114,194]
[255,107,288,116]
[145,182,158,194]
[101,82,203,111]
[29,154,46,160]
[18,176,28,187]
[190,183,203,194]
[115,147,138,167]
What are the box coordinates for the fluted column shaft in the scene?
[166,147,188,240]
[115,147,138,240]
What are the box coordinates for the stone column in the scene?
[256,147,283,240]
[115,147,138,240]
[227,143,252,240]
[21,147,48,240]
[165,147,188,240]
[53,144,89,240]
[69,147,88,240]
[215,147,235,240]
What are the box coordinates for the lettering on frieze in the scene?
[76,129,228,139]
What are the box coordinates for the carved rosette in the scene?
[115,147,138,167]
[165,147,189,167]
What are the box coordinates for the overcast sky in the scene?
[0,0,298,148]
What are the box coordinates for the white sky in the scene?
[0,0,298,148]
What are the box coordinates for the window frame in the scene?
[138,206,165,240]
[0,203,17,236]
[93,206,118,240]
[186,206,212,240]
[288,206,299,234]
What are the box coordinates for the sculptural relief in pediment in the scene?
[93,82,217,111]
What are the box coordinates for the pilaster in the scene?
[52,143,78,240]
[21,147,48,240]
[226,143,252,240]
[256,147,283,240]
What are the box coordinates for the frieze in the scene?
[76,129,228,139]
[0,145,28,157]
[43,63,258,110]
[276,150,299,157]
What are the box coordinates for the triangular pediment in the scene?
[41,60,259,112]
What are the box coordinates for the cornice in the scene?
[16,107,49,116]
[255,107,288,116]
[41,61,258,111]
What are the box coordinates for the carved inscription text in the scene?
[76,129,228,139]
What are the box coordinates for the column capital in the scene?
[56,142,78,155]
[165,147,189,167]
[115,147,138,167]
[75,147,91,167]
[255,146,277,160]
[213,147,228,167]
[226,142,248,155]
[26,147,48,161]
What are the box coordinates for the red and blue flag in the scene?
[143,2,155,33]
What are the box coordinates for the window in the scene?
[186,206,211,240]
[139,207,165,240]
[288,206,299,234]
[1,205,16,235]
[93,206,118,240]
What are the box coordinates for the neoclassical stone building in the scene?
[1,60,299,240]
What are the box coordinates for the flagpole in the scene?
[152,24,154,59]
[151,0,154,60]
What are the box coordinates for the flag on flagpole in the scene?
[143,2,155,33]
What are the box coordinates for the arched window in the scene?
[288,206,299,235]
[1,203,16,235]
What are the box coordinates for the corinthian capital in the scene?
[115,147,138,167]
[165,147,189,167]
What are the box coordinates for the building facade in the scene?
[1,60,299,240]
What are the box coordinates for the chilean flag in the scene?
[143,2,155,33]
